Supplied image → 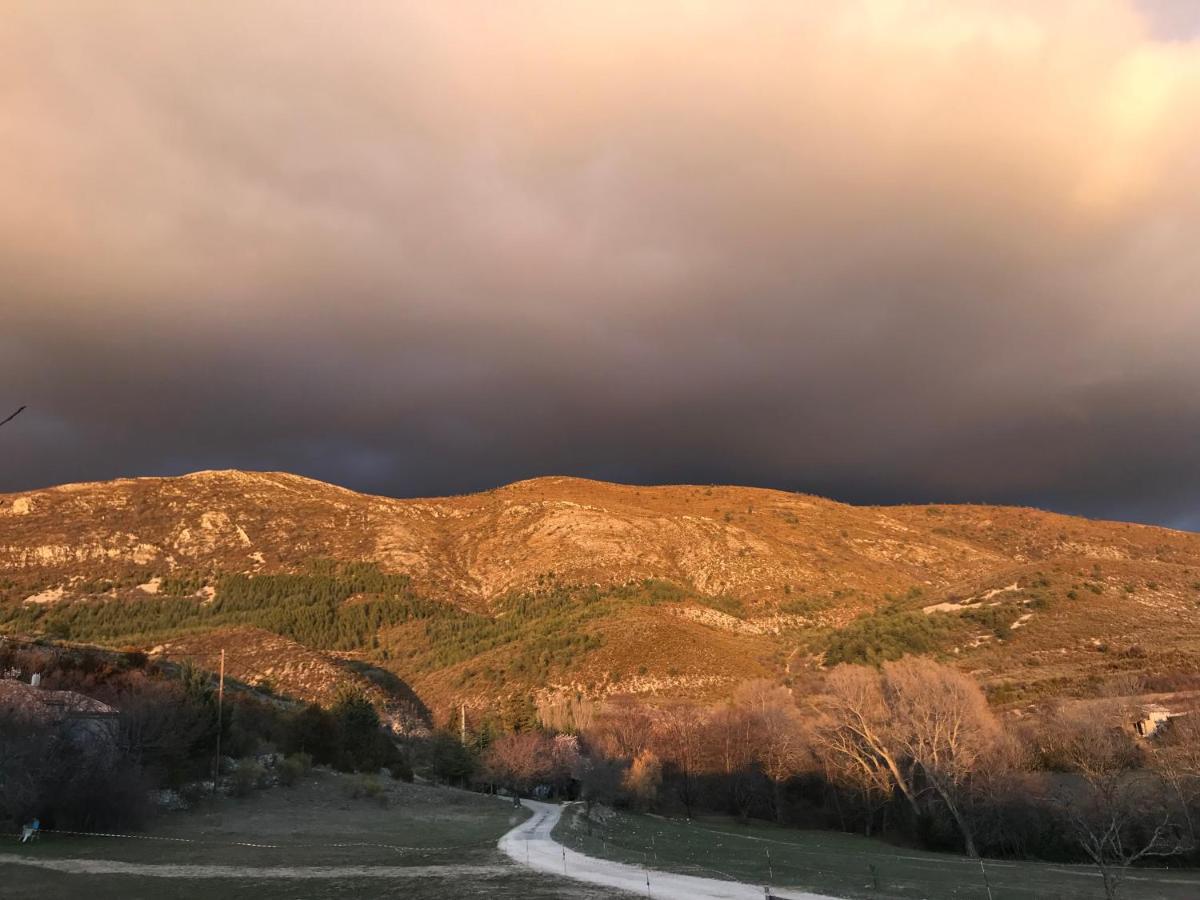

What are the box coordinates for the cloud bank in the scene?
[2,1,1199,525]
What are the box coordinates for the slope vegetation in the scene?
[3,471,1199,716]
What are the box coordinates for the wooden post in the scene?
[460,702,466,744]
[213,649,225,794]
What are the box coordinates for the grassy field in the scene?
[554,803,1200,900]
[1,772,621,900]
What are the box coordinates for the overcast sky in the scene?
[2,1,1199,527]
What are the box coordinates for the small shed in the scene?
[1133,703,1175,738]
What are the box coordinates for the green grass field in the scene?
[554,803,1200,900]
[0,772,618,900]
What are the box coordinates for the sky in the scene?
[2,1,1199,528]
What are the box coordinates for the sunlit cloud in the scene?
[1,1,1198,525]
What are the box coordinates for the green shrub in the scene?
[823,610,960,666]
[277,752,312,787]
[961,605,1021,639]
[345,774,388,807]
[230,759,266,797]
[704,595,746,618]
[779,597,826,617]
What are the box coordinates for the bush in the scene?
[961,605,1021,639]
[823,610,959,665]
[388,756,413,782]
[345,774,388,807]
[178,781,208,807]
[278,752,312,787]
[230,759,266,797]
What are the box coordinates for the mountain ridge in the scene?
[3,469,1199,716]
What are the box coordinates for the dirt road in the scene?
[498,800,841,900]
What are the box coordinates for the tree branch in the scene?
[0,406,25,428]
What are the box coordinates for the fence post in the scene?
[767,847,773,883]
[869,863,880,891]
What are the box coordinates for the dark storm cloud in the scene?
[2,1,1199,526]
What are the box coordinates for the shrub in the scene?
[779,596,826,617]
[345,774,388,807]
[277,752,312,787]
[823,610,960,666]
[962,605,1021,639]
[230,759,266,797]
[388,756,414,782]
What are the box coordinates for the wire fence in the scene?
[554,805,1200,900]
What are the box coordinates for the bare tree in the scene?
[1149,711,1200,843]
[587,697,655,760]
[813,660,1002,856]
[1040,700,1190,898]
[484,731,557,795]
[732,681,809,822]
[705,703,763,821]
[883,658,1001,858]
[812,701,896,835]
[813,665,923,821]
[1060,771,1189,899]
[623,748,663,810]
[651,703,707,818]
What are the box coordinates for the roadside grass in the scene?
[555,803,1200,900]
[0,866,599,900]
[0,771,619,900]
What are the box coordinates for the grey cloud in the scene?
[2,1,1199,527]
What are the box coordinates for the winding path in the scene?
[498,800,842,900]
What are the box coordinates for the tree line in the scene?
[470,660,1199,900]
[0,641,408,832]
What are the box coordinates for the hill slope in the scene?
[3,471,1199,717]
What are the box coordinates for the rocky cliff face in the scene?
[5,469,1195,607]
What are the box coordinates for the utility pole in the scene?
[212,649,225,794]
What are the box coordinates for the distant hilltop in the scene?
[2,470,1199,714]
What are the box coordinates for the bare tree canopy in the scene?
[813,659,1001,857]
